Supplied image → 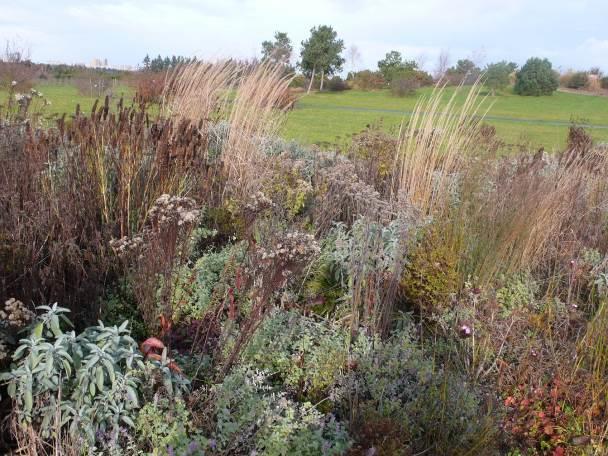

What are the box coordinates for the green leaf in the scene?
[121,415,135,428]
[33,322,44,339]
[96,367,104,391]
[24,390,33,412]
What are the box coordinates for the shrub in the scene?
[390,73,419,97]
[326,75,348,91]
[348,70,385,90]
[484,61,517,93]
[335,319,498,454]
[0,304,188,450]
[348,125,399,195]
[289,74,306,88]
[242,309,349,401]
[445,59,482,85]
[1,305,143,447]
[199,366,350,454]
[566,71,589,89]
[323,216,417,334]
[171,243,238,323]
[514,57,559,96]
[601,76,608,89]
[136,397,205,454]
[132,70,166,105]
[400,225,458,315]
[496,272,539,315]
[100,281,148,342]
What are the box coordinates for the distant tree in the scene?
[2,38,31,63]
[483,61,517,94]
[514,57,559,96]
[433,50,450,80]
[346,44,361,73]
[445,59,481,85]
[377,51,417,82]
[299,25,345,93]
[262,31,293,67]
[142,54,151,70]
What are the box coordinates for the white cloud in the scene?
[0,0,606,71]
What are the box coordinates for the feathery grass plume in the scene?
[163,60,292,199]
[391,80,490,215]
[162,60,237,125]
[222,61,293,198]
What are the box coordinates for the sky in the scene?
[1,0,608,73]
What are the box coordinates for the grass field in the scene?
[4,83,607,152]
[0,83,135,119]
[283,87,608,151]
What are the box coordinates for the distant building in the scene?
[87,58,133,71]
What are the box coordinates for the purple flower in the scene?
[458,324,472,338]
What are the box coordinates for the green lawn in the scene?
[283,87,608,151]
[3,83,607,152]
[1,83,135,119]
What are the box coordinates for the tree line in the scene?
[141,26,592,97]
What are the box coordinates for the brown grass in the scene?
[391,81,490,215]
[163,60,293,200]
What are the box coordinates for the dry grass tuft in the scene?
[163,60,293,199]
[391,81,490,215]
[456,148,608,284]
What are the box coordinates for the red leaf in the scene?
[141,337,165,355]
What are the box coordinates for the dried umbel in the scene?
[244,191,275,214]
[109,235,145,258]
[0,298,34,328]
[257,231,320,266]
[1,298,34,363]
[147,194,200,229]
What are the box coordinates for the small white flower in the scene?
[11,80,17,86]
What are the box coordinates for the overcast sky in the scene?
[1,0,607,72]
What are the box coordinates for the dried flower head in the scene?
[0,298,35,328]
[147,194,200,229]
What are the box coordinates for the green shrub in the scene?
[496,272,539,315]
[1,304,143,446]
[242,309,349,402]
[484,61,518,93]
[172,242,246,323]
[100,280,148,341]
[334,318,498,454]
[514,57,559,96]
[204,366,350,454]
[137,397,205,455]
[1,304,188,449]
[400,226,458,315]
